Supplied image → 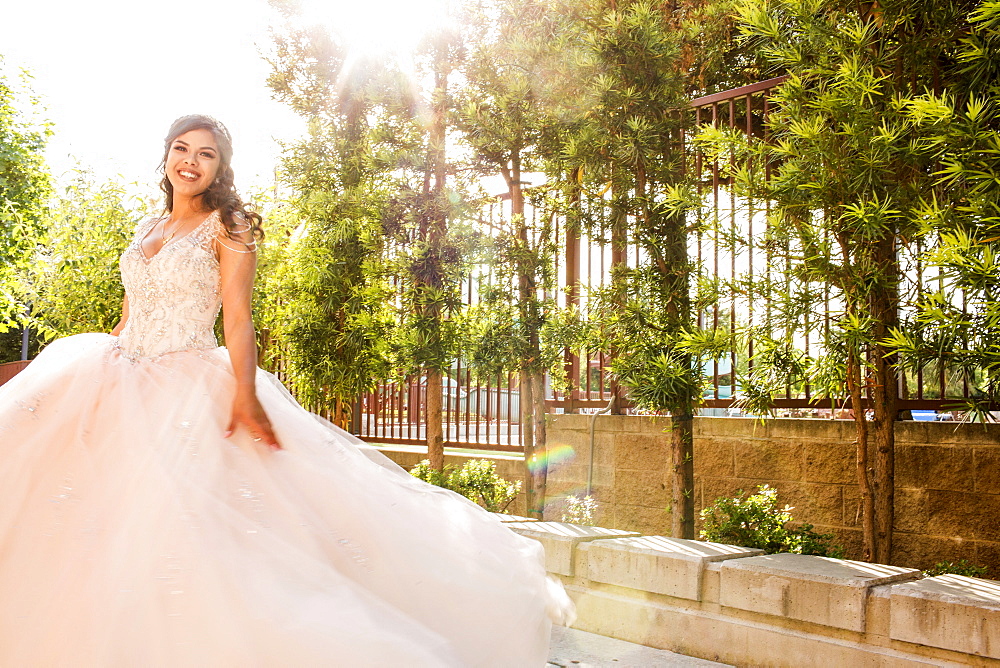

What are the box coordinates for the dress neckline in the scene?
[138,210,219,263]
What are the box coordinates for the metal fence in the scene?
[340,75,970,450]
[349,194,610,451]
[689,76,968,415]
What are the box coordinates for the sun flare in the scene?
[297,0,452,57]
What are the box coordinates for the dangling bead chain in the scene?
[160,217,179,246]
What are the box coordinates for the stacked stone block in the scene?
[544,415,1000,576]
[503,519,1000,666]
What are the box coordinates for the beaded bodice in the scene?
[116,211,222,360]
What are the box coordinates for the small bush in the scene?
[923,560,988,578]
[561,494,598,525]
[409,459,450,488]
[410,459,521,513]
[699,485,843,558]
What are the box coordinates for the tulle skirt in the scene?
[0,334,570,666]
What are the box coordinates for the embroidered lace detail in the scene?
[117,211,224,361]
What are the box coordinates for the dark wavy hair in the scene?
[159,114,263,242]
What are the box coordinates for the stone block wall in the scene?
[544,415,1000,576]
[506,519,1000,666]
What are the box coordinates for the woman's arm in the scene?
[110,295,130,336]
[216,222,279,449]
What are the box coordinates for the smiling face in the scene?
[164,128,221,202]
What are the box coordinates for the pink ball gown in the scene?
[0,210,572,666]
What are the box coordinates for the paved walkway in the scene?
[548,626,731,667]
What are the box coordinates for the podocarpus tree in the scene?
[263,14,398,428]
[888,1,1000,421]
[0,60,51,361]
[265,2,476,460]
[699,0,980,563]
[587,0,698,538]
[386,21,477,472]
[414,25,462,472]
[458,0,568,517]
[544,0,748,538]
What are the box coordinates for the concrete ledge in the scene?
[719,553,920,632]
[587,536,763,601]
[491,513,537,523]
[890,574,1000,659]
[565,584,964,667]
[505,521,640,576]
[504,517,1000,665]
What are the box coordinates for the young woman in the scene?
[0,115,572,666]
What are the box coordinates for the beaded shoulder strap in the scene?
[212,210,258,255]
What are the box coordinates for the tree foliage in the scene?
[457,0,579,515]
[887,1,1000,423]
[0,59,51,345]
[548,0,751,538]
[264,1,480,445]
[696,0,986,563]
[28,175,143,340]
[261,0,768,531]
[261,15,407,425]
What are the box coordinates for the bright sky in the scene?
[0,0,451,199]
[0,0,304,197]
[1,0,478,208]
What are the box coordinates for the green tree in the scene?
[265,2,475,461]
[548,0,746,538]
[458,0,570,517]
[405,22,469,471]
[888,1,1000,421]
[453,0,751,532]
[0,59,52,358]
[28,175,142,341]
[263,14,398,426]
[699,0,980,562]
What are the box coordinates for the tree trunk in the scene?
[609,174,628,414]
[426,370,445,471]
[563,169,583,414]
[870,358,896,564]
[654,148,696,538]
[670,407,695,538]
[870,236,899,564]
[423,40,449,471]
[846,345,876,562]
[530,369,548,518]
[521,370,544,517]
[332,397,348,430]
[507,149,547,518]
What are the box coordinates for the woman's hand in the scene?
[225,389,281,450]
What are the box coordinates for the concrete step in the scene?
[548,625,732,667]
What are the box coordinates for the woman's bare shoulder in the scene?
[214,210,257,255]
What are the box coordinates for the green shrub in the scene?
[923,560,988,578]
[409,459,450,488]
[561,494,598,525]
[410,459,521,513]
[699,485,843,558]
